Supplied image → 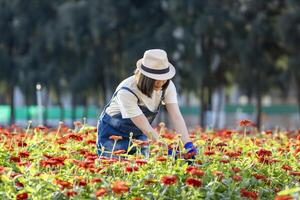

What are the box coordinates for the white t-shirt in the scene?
[105,75,178,118]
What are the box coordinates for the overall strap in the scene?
[102,86,140,114]
[119,87,140,104]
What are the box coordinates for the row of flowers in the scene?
[0,120,299,199]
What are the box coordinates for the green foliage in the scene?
[0,0,299,124]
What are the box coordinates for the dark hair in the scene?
[135,69,170,98]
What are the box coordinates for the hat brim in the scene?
[136,59,176,80]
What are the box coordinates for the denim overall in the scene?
[97,86,165,157]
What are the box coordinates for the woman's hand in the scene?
[131,114,158,141]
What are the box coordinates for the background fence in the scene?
[0,104,298,129]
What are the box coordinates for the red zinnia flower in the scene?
[256,149,272,157]
[77,179,87,187]
[135,159,148,165]
[10,156,21,163]
[240,188,258,200]
[16,192,28,200]
[289,171,300,176]
[225,151,241,158]
[213,171,225,180]
[282,165,292,171]
[15,181,24,188]
[216,142,227,147]
[85,139,96,145]
[125,165,139,173]
[204,151,215,156]
[232,175,242,182]
[185,177,202,187]
[183,151,196,159]
[18,151,30,158]
[95,187,108,197]
[189,169,205,177]
[239,119,253,126]
[252,173,267,180]
[232,167,241,173]
[66,190,77,197]
[111,180,129,194]
[66,133,83,141]
[91,177,102,184]
[220,158,230,163]
[161,175,177,185]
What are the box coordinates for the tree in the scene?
[278,0,300,123]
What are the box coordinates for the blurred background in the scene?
[0,0,299,129]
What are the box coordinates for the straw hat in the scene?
[136,49,176,80]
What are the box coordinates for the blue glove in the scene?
[183,142,197,159]
[168,148,179,156]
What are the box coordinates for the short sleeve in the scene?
[116,89,143,118]
[164,81,178,104]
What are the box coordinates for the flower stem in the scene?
[110,140,117,159]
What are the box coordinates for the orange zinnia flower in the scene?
[232,175,242,182]
[109,135,123,140]
[111,180,129,194]
[156,156,167,162]
[113,149,126,155]
[161,132,177,140]
[0,166,6,174]
[95,187,108,197]
[274,195,294,200]
[55,179,72,189]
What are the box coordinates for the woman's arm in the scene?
[165,103,191,145]
[131,114,159,142]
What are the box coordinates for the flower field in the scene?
[0,120,300,200]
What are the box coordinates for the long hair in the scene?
[135,69,170,98]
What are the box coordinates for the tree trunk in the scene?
[255,79,262,130]
[214,87,224,128]
[296,78,300,127]
[83,96,88,120]
[56,89,64,121]
[71,92,77,123]
[199,84,205,127]
[9,83,15,125]
[43,88,49,126]
[25,92,31,121]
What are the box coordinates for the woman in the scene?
[97,49,196,157]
